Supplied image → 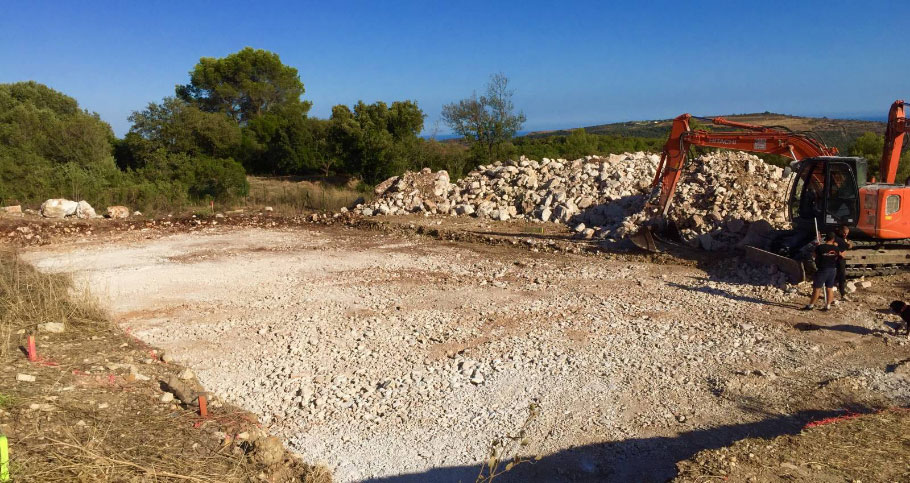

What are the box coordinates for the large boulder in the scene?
[75,200,97,219]
[40,199,78,218]
[106,206,130,219]
[1,205,22,216]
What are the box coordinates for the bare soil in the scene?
[0,246,327,482]
[15,215,910,482]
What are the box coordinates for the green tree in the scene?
[850,132,884,163]
[176,47,310,123]
[442,73,526,163]
[239,112,330,175]
[328,100,424,183]
[117,97,249,204]
[564,128,595,159]
[124,97,240,160]
[176,47,319,175]
[0,81,120,204]
[850,131,910,183]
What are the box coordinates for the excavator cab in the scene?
[788,157,866,231]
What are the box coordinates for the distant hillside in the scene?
[527,113,887,154]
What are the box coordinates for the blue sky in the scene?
[2,1,908,136]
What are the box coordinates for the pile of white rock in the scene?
[356,151,793,250]
[37,199,135,220]
[40,199,98,219]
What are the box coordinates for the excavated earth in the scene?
[21,221,910,482]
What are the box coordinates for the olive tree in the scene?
[441,73,526,162]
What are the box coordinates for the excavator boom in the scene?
[651,114,836,215]
[882,100,909,184]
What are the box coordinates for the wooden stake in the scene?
[26,335,37,362]
[198,394,208,418]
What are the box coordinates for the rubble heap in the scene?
[356,151,793,250]
[618,151,793,250]
[361,168,452,217]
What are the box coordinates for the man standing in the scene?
[802,231,842,311]
[835,225,853,301]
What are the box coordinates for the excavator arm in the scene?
[881,100,909,184]
[650,114,837,215]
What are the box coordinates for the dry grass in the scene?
[0,248,333,482]
[476,403,542,482]
[244,176,370,215]
[675,408,910,482]
[0,249,105,361]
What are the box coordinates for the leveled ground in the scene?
[16,215,910,482]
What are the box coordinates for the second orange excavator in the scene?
[636,101,910,280]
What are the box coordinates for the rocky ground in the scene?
[20,220,910,482]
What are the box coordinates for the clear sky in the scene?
[2,0,908,136]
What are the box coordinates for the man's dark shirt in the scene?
[835,236,850,262]
[815,243,841,270]
[835,236,850,253]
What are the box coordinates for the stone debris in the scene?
[106,205,130,219]
[366,168,452,216]
[26,228,910,483]
[356,151,792,250]
[37,322,65,333]
[16,373,36,382]
[163,374,197,405]
[1,205,22,215]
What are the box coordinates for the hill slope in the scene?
[528,113,886,153]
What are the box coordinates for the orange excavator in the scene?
[635,100,910,280]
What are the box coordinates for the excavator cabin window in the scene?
[825,163,858,225]
[790,162,824,221]
[789,160,859,226]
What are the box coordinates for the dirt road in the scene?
[23,223,910,482]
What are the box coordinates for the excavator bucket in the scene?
[743,245,806,283]
[629,227,659,252]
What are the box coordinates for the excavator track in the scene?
[843,240,910,277]
[845,266,903,277]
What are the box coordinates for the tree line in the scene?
[3,46,903,212]
[1,48,517,210]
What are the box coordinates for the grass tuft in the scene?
[244,176,370,214]
[0,248,105,360]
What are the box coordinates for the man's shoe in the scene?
[842,295,852,302]
[823,304,831,311]
[801,305,814,311]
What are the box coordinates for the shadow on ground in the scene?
[362,409,855,483]
[665,281,796,309]
[794,322,891,336]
